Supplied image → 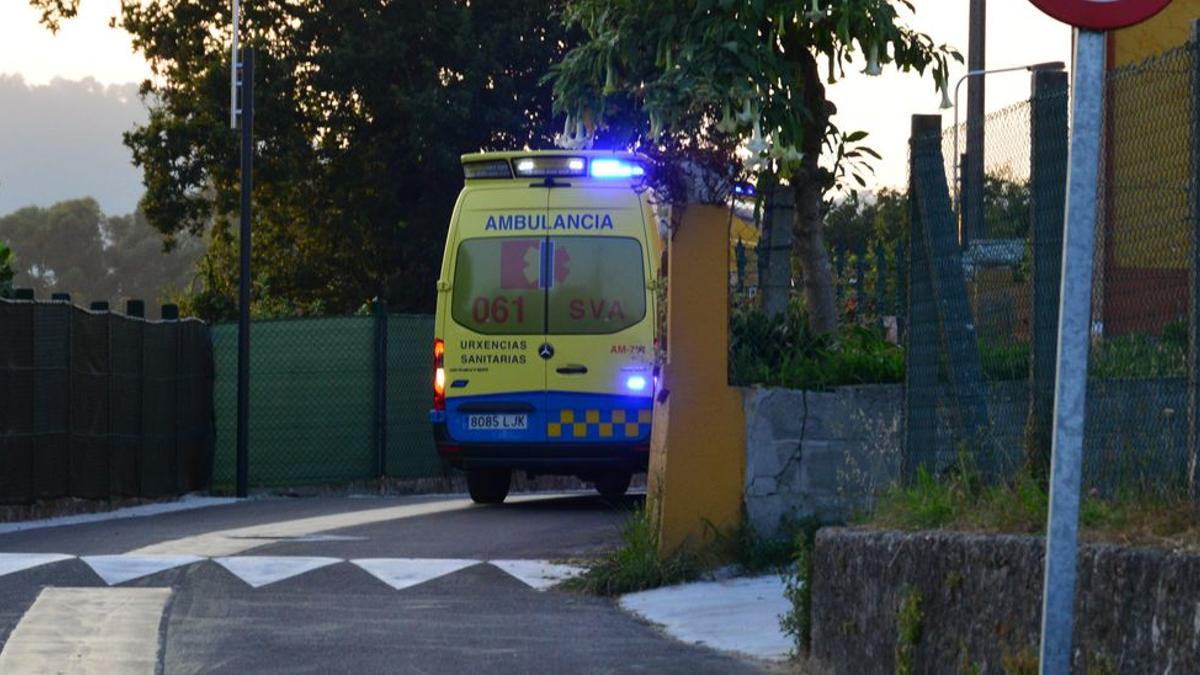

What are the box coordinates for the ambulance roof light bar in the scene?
[513,156,587,178]
[589,158,645,179]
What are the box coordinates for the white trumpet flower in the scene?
[805,0,823,22]
[555,115,575,149]
[716,102,738,134]
[568,120,589,149]
[938,76,953,110]
[864,42,882,77]
[745,119,768,158]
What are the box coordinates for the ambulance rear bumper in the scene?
[432,423,649,474]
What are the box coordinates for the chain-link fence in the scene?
[210,307,443,489]
[730,187,906,336]
[905,39,1200,501]
[0,298,214,503]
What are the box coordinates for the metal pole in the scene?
[235,47,254,499]
[1188,20,1200,501]
[374,298,388,479]
[1039,29,1105,675]
[230,0,240,130]
[965,0,986,245]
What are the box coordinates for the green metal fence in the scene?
[211,309,443,488]
[904,39,1200,501]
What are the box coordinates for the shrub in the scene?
[779,529,815,656]
[730,304,903,390]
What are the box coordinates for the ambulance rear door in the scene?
[441,185,548,444]
[542,184,655,445]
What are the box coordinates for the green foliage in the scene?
[979,321,1189,383]
[0,241,13,298]
[40,1,575,321]
[730,304,903,389]
[824,188,909,255]
[27,0,78,33]
[779,527,816,656]
[864,453,1200,550]
[0,199,202,305]
[569,509,815,597]
[551,0,959,184]
[983,172,1032,239]
[978,340,1031,381]
[710,517,815,576]
[1090,330,1187,379]
[869,454,1047,534]
[895,586,924,675]
[563,507,701,596]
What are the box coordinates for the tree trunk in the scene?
[792,160,838,334]
[791,49,839,335]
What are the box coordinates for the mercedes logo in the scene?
[538,343,555,360]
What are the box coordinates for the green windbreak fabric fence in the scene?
[211,312,443,488]
[0,299,214,504]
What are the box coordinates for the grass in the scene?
[564,507,808,596]
[562,506,702,596]
[862,456,1200,551]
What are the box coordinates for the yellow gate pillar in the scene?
[648,204,745,554]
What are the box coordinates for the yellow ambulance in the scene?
[430,151,660,504]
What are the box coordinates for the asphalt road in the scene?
[0,492,767,673]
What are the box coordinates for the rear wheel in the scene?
[466,468,511,504]
[594,471,632,499]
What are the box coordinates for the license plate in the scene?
[466,414,528,430]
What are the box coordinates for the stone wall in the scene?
[812,528,1200,674]
[742,385,902,534]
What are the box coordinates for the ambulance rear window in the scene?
[450,236,646,335]
[546,237,645,335]
[451,238,547,335]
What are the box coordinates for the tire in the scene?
[594,471,632,499]
[467,468,511,504]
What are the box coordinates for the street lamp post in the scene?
[231,0,253,498]
[951,61,1066,246]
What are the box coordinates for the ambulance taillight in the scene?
[433,338,446,410]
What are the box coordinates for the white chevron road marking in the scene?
[214,555,342,588]
[490,559,586,590]
[0,552,75,577]
[81,554,204,585]
[0,552,586,591]
[352,558,481,590]
[0,587,171,674]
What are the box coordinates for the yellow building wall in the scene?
[1107,2,1198,271]
[1112,0,1199,65]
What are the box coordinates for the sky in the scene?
[0,1,1073,213]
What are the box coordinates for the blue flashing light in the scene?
[733,182,756,197]
[590,158,645,179]
[626,375,648,392]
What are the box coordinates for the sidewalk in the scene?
[619,574,793,662]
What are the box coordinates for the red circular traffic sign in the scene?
[1028,0,1173,30]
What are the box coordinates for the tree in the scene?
[824,187,908,254]
[0,198,203,305]
[32,0,576,320]
[549,0,959,334]
[0,241,13,297]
